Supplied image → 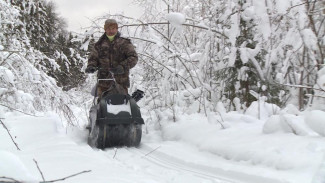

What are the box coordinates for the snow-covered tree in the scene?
[129,0,325,113]
[74,0,325,118]
[0,0,87,124]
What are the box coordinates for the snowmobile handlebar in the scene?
[90,67,123,82]
[97,66,124,75]
[86,66,124,75]
[96,68,117,83]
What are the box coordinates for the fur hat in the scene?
[104,19,118,30]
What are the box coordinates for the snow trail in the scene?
[1,109,324,183]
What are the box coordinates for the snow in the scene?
[318,75,325,90]
[311,68,325,111]
[252,0,271,40]
[228,47,237,67]
[239,43,265,81]
[0,66,15,84]
[166,12,186,27]
[157,110,325,183]
[305,110,325,136]
[147,26,163,46]
[80,38,90,51]
[0,150,37,182]
[245,100,280,120]
[275,0,291,14]
[241,5,255,21]
[1,102,325,183]
[107,103,131,115]
[301,29,318,51]
[263,114,312,136]
[165,12,186,34]
[1,0,325,183]
[0,87,8,96]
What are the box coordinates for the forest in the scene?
[0,0,324,121]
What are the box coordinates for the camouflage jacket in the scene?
[87,32,138,88]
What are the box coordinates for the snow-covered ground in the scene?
[1,100,325,183]
[1,0,324,182]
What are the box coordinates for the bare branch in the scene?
[120,22,228,39]
[285,0,318,14]
[57,102,78,127]
[215,111,226,129]
[306,94,325,98]
[41,170,91,183]
[0,52,14,66]
[0,50,21,53]
[0,104,43,117]
[139,53,196,88]
[279,83,325,92]
[130,35,198,88]
[0,166,91,183]
[0,119,20,151]
[33,159,45,181]
[0,176,22,183]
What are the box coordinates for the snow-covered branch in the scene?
[120,22,228,38]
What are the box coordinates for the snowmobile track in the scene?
[130,144,291,183]
[129,145,238,183]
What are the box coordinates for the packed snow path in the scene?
[1,111,324,183]
[0,114,237,183]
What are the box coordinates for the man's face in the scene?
[105,24,118,36]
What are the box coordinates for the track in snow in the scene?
[131,145,238,183]
[114,142,289,183]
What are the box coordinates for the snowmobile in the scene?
[87,68,144,149]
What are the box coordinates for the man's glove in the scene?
[110,65,124,74]
[131,89,144,102]
[85,66,97,73]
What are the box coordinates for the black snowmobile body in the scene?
[88,92,144,149]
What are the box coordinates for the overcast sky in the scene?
[50,0,143,33]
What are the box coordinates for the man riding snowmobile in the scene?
[85,19,144,148]
[85,18,138,96]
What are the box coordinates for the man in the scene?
[85,19,138,97]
